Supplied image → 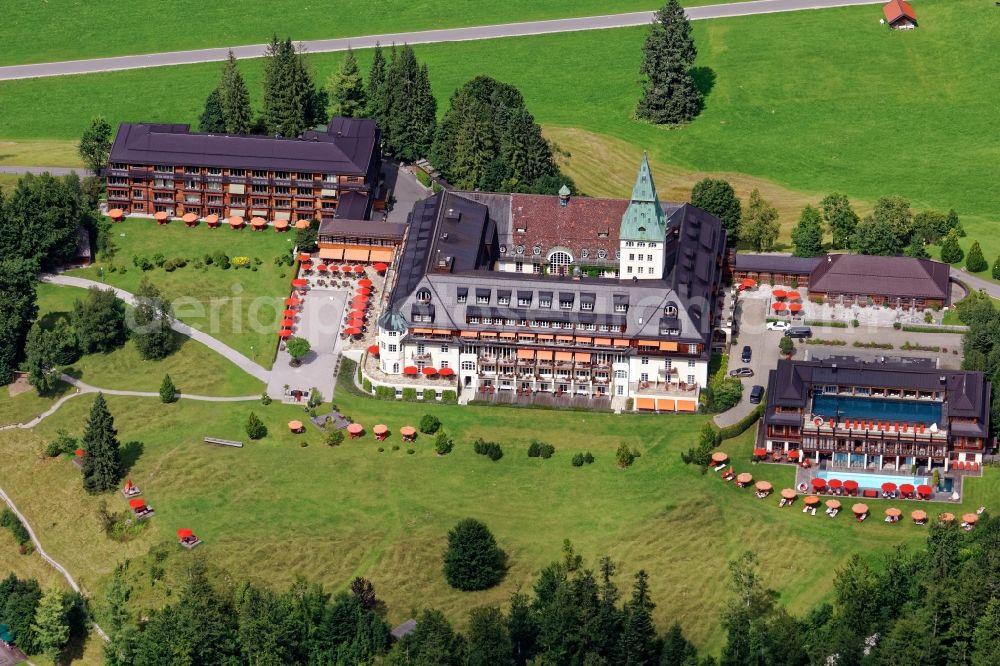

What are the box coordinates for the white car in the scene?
[766,321,790,331]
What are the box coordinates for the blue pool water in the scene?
[811,395,941,425]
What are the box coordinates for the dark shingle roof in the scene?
[809,254,950,300]
[733,253,822,274]
[109,117,379,174]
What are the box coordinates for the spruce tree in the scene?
[160,374,178,404]
[940,229,964,264]
[739,189,780,252]
[31,587,70,664]
[81,393,122,494]
[383,45,436,161]
[466,606,515,666]
[615,570,661,665]
[365,43,387,121]
[946,208,965,236]
[328,47,366,117]
[262,36,321,137]
[246,411,267,440]
[199,87,226,132]
[904,237,930,259]
[442,518,508,591]
[636,0,702,124]
[660,623,698,665]
[966,240,987,272]
[791,205,824,257]
[220,50,253,135]
[992,255,1000,280]
[691,178,742,243]
[24,324,61,397]
[132,277,175,360]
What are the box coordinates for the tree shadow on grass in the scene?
[121,440,144,475]
[38,310,71,330]
[690,66,717,102]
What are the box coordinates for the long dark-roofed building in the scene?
[106,116,381,224]
[763,357,991,471]
[371,156,728,412]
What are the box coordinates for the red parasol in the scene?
[292,278,307,288]
[367,345,380,355]
[772,289,787,299]
[422,367,438,376]
[917,484,934,497]
[355,287,372,296]
[900,483,915,495]
[403,366,419,375]
[177,528,193,539]
[811,478,827,489]
[373,262,388,272]
[345,327,362,336]
[843,480,859,492]
[282,309,297,318]
[316,263,328,272]
[353,265,365,273]
[297,253,311,262]
[439,367,455,376]
[828,479,843,489]
[281,319,295,328]
[881,482,897,493]
[129,498,145,509]
[789,302,802,313]
[278,330,293,338]
[347,318,365,329]
[74,448,85,457]
[787,291,802,300]
[772,302,787,312]
[301,262,313,271]
[284,297,301,306]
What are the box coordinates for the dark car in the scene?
[784,326,813,339]
[729,367,755,378]
[741,345,752,363]
[749,385,765,404]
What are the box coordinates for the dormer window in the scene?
[416,289,431,304]
[664,304,678,317]
[476,289,491,305]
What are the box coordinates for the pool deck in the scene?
[787,462,970,503]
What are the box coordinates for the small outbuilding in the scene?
[883,0,917,29]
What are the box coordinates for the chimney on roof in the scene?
[558,184,571,207]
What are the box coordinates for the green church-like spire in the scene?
[620,153,667,241]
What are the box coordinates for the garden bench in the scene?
[203,437,243,448]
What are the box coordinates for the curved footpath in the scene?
[40,274,271,383]
[0,0,886,81]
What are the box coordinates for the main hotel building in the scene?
[105,117,381,223]
[374,156,729,411]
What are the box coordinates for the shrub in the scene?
[362,378,372,393]
[924,311,934,323]
[260,391,272,405]
[159,374,177,404]
[300,441,309,448]
[378,447,385,452]
[422,388,437,402]
[571,453,585,467]
[172,257,186,268]
[539,443,555,459]
[375,386,395,400]
[434,432,454,455]
[45,430,76,458]
[442,518,507,591]
[135,256,153,271]
[441,390,457,403]
[204,254,214,265]
[893,322,902,330]
[253,256,262,266]
[779,337,795,356]
[193,260,204,269]
[527,441,541,457]
[232,256,251,269]
[402,388,417,401]
[616,443,638,469]
[473,438,503,461]
[152,252,166,267]
[583,451,595,464]
[392,445,400,451]
[407,448,415,454]
[212,251,230,269]
[324,429,345,447]
[163,259,176,272]
[851,319,860,327]
[0,508,31,546]
[245,412,267,440]
[419,414,441,434]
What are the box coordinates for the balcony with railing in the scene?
[629,381,699,398]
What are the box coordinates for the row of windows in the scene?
[623,241,658,248]
[466,317,624,333]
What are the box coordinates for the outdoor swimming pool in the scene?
[818,470,929,488]
[811,395,942,424]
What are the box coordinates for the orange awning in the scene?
[576,336,592,344]
[635,397,656,410]
[319,247,344,260]
[556,335,573,342]
[432,329,451,335]
[575,352,592,363]
[517,349,535,360]
[500,332,516,339]
[480,331,497,338]
[412,328,433,334]
[519,333,536,341]
[639,340,659,347]
[613,339,630,347]
[660,341,678,351]
[555,351,573,361]
[676,400,697,412]
[369,248,394,262]
[656,398,676,411]
[536,350,554,361]
[537,334,554,341]
[344,248,370,262]
[460,331,478,338]
[594,337,612,345]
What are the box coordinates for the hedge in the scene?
[803,320,848,328]
[718,402,765,441]
[901,325,967,334]
[441,390,457,403]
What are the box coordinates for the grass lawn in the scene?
[0,139,82,167]
[66,217,296,368]
[1,1,996,268]
[0,0,756,66]
[4,372,993,656]
[34,282,265,396]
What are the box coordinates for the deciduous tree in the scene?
[850,216,905,256]
[2,172,89,268]
[820,193,859,250]
[443,518,508,591]
[328,47,367,118]
[691,179,741,243]
[132,277,175,360]
[739,189,779,252]
[285,336,311,366]
[0,256,39,385]
[79,116,113,175]
[24,324,61,396]
[636,0,702,124]
[80,392,123,493]
[791,205,824,257]
[31,587,70,664]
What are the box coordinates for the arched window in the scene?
[548,251,573,275]
[416,288,431,303]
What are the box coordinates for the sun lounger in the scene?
[802,505,810,513]
[714,463,727,471]
[829,509,839,518]
[810,507,817,516]
[858,513,868,522]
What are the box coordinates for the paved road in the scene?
[952,268,1000,301]
[0,0,887,81]
[0,165,81,176]
[41,274,271,383]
